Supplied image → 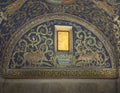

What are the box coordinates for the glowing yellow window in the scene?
[55,25,73,52]
[57,31,69,51]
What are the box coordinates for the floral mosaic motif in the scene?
[10,20,111,69]
[74,27,110,68]
[10,24,54,68]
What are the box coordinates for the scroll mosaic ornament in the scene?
[10,24,54,68]
[74,27,110,68]
[9,20,111,69]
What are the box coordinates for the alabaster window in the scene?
[55,25,73,52]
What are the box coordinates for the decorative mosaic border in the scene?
[3,69,117,79]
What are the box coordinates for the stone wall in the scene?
[0,79,117,93]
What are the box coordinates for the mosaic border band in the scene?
[3,69,117,79]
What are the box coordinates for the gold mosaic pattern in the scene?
[3,69,117,79]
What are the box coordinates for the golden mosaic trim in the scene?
[3,69,117,79]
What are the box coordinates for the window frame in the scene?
[55,25,73,53]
